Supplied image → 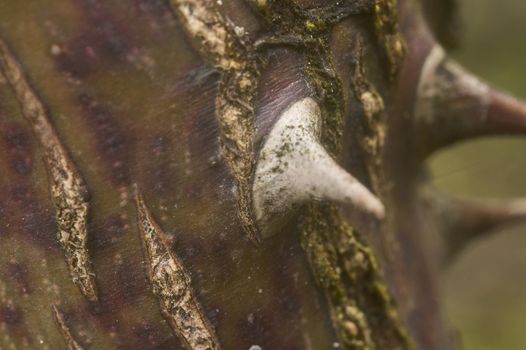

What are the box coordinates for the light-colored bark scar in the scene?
[169,0,261,244]
[373,0,406,80]
[51,305,85,350]
[350,38,387,191]
[169,0,239,71]
[135,193,221,350]
[0,37,98,302]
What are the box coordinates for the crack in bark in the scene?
[51,305,85,350]
[168,0,261,244]
[164,1,412,347]
[373,0,406,80]
[135,192,220,350]
[350,36,387,194]
[0,36,98,302]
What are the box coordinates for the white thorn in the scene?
[253,97,385,237]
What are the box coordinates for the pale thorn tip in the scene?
[253,97,385,237]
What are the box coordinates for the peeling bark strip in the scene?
[0,37,98,302]
[168,0,261,244]
[51,305,85,350]
[135,193,220,350]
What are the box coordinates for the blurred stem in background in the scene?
[429,0,526,349]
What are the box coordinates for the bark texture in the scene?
[0,0,525,350]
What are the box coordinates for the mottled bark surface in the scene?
[1,0,525,350]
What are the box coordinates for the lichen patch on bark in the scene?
[135,192,221,350]
[0,36,98,302]
[301,205,413,350]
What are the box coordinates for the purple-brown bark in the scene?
[0,1,525,349]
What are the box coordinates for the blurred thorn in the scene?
[421,187,526,266]
[253,97,385,238]
[413,45,526,160]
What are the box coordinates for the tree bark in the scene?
[0,1,525,349]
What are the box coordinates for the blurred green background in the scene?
[429,0,526,349]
